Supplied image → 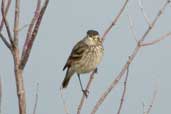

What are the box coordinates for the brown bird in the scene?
[62,30,104,97]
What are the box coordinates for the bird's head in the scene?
[84,30,102,45]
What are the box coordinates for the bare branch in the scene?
[0,1,49,114]
[13,0,20,46]
[0,33,12,50]
[20,0,49,70]
[20,0,41,69]
[0,0,12,51]
[0,0,11,31]
[77,1,129,113]
[22,0,41,56]
[91,1,169,114]
[116,63,129,114]
[24,0,41,43]
[17,24,29,32]
[144,86,158,114]
[1,0,13,45]
[101,0,129,42]
[138,0,151,27]
[140,32,171,46]
[127,15,138,42]
[140,0,170,42]
[33,83,39,114]
[12,50,26,114]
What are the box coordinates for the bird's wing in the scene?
[63,41,88,71]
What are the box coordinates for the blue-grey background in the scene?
[0,0,171,114]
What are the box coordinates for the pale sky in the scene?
[0,0,171,114]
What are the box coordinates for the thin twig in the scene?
[17,24,29,32]
[13,0,20,46]
[33,83,39,114]
[20,0,49,70]
[140,0,170,42]
[77,1,129,114]
[116,62,130,114]
[25,0,41,42]
[91,1,169,114]
[0,33,12,50]
[145,88,158,114]
[0,0,11,31]
[21,0,41,61]
[0,0,12,50]
[127,15,138,42]
[26,0,41,39]
[140,32,171,46]
[1,0,13,45]
[138,0,152,27]
[101,0,129,42]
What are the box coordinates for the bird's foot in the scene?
[82,89,89,98]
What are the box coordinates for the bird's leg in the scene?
[77,74,89,98]
[94,67,98,74]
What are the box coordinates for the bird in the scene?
[62,30,104,97]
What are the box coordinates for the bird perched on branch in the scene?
[62,30,104,97]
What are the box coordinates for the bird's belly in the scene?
[73,46,103,74]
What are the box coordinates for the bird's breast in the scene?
[73,45,104,74]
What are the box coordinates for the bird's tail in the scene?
[62,68,75,88]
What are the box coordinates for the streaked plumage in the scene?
[62,30,104,89]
